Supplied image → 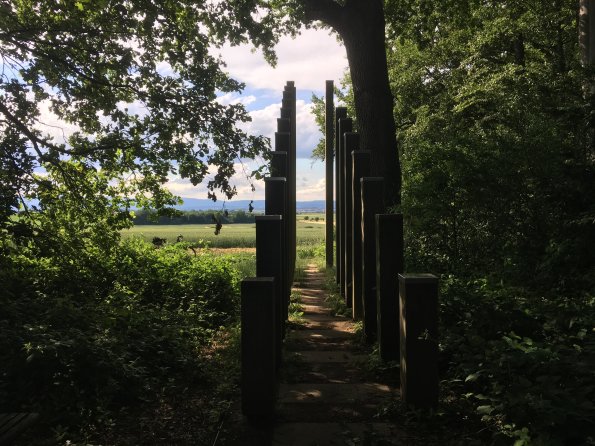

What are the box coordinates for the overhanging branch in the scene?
[298,0,344,32]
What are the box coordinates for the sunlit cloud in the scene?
[217,27,347,92]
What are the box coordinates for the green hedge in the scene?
[0,239,240,439]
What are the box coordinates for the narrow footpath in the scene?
[271,264,404,446]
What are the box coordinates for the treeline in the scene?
[133,209,257,225]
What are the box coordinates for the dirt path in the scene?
[229,264,406,445]
[270,264,405,446]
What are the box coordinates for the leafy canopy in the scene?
[0,0,290,235]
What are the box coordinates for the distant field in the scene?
[123,214,326,248]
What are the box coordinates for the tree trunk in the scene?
[301,0,401,206]
[337,0,400,206]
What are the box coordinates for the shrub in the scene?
[0,239,240,439]
[440,276,595,444]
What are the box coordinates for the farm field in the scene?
[123,213,327,248]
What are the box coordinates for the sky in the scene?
[166,28,348,202]
[32,27,348,203]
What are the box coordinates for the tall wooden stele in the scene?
[361,177,385,342]
[334,107,347,285]
[351,150,371,320]
[343,132,359,307]
[338,117,352,298]
[285,82,297,283]
[325,80,335,268]
[241,277,276,422]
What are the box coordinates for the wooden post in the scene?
[376,214,404,361]
[335,107,347,285]
[351,151,371,320]
[275,131,291,153]
[361,177,384,343]
[325,80,335,268]
[256,215,283,367]
[241,277,277,422]
[283,83,297,285]
[277,117,290,134]
[265,178,289,324]
[398,274,439,410]
[343,132,359,307]
[271,152,288,178]
[338,117,352,298]
[274,131,291,299]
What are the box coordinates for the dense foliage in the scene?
[384,1,595,443]
[388,1,595,287]
[0,0,276,241]
[0,3,277,437]
[0,235,241,442]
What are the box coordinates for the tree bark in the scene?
[301,0,401,206]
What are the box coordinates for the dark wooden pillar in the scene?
[325,80,335,268]
[256,215,283,367]
[361,177,385,342]
[351,151,371,320]
[343,132,359,307]
[399,274,439,409]
[274,129,291,305]
[271,152,288,178]
[335,107,347,285]
[338,117,352,298]
[283,82,297,284]
[376,214,404,361]
[241,277,277,422]
[265,178,288,324]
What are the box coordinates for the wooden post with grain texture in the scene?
[343,132,359,307]
[338,117,352,298]
[265,178,288,324]
[334,107,347,285]
[361,177,384,342]
[399,274,439,410]
[325,80,335,268]
[241,277,277,422]
[376,213,404,361]
[351,150,371,320]
[256,215,283,367]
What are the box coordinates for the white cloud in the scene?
[34,100,79,145]
[295,159,326,201]
[216,92,257,106]
[241,99,321,159]
[217,27,348,92]
[166,161,266,200]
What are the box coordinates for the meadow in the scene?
[122,212,328,248]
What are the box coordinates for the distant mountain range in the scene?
[176,198,332,212]
[21,197,332,213]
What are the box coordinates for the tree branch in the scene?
[298,0,345,32]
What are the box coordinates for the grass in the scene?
[123,217,326,248]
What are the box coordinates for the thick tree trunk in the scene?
[301,0,401,206]
[337,0,400,206]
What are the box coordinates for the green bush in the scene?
[440,276,595,444]
[0,239,240,438]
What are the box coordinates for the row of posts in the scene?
[324,80,439,410]
[241,82,297,422]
